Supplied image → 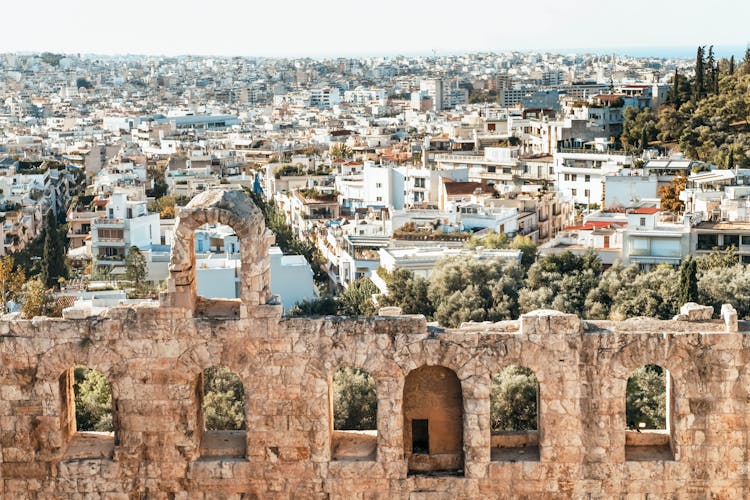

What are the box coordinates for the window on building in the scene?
[490,365,540,462]
[723,234,740,248]
[564,174,570,181]
[640,217,646,227]
[200,366,246,458]
[571,189,577,196]
[697,234,719,250]
[330,367,377,461]
[60,366,115,460]
[376,183,382,188]
[376,196,382,202]
[585,175,591,182]
[584,189,590,197]
[571,174,577,181]
[487,166,496,173]
[625,365,674,461]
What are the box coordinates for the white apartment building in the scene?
[309,87,341,109]
[342,87,386,105]
[91,191,160,269]
[622,208,691,268]
[335,162,465,212]
[554,150,632,206]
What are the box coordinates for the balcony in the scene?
[93,218,125,228]
[94,238,126,245]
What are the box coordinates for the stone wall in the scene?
[1,190,749,499]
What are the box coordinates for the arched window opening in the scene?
[403,365,463,475]
[625,364,674,461]
[330,367,377,461]
[199,366,246,458]
[59,366,115,460]
[490,365,540,462]
[195,223,241,301]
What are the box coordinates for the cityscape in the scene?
[1,1,750,497]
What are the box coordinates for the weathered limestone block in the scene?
[722,304,738,333]
[679,302,714,321]
[378,306,402,316]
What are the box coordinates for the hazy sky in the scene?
[3,0,749,57]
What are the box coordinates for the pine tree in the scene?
[679,257,698,305]
[729,55,735,75]
[694,46,705,100]
[743,47,750,75]
[728,149,735,170]
[124,246,149,297]
[40,210,67,289]
[706,46,717,95]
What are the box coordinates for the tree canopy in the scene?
[333,367,377,430]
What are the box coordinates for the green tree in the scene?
[338,278,378,316]
[202,367,245,431]
[20,278,56,319]
[490,365,538,432]
[609,265,681,320]
[698,264,750,319]
[333,367,377,430]
[621,107,657,150]
[696,245,737,270]
[0,255,25,314]
[584,262,641,319]
[678,257,699,304]
[465,230,508,249]
[378,268,434,317]
[520,250,602,316]
[289,295,338,316]
[694,46,705,100]
[429,256,525,327]
[626,365,666,430]
[74,366,113,432]
[40,210,68,289]
[124,246,149,296]
[509,235,537,269]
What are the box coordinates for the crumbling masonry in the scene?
[1,189,749,498]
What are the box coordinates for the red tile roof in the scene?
[444,182,495,196]
[630,207,660,215]
[564,221,626,231]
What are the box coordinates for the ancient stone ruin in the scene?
[0,189,748,498]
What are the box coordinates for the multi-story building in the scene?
[90,191,160,272]
[554,150,633,206]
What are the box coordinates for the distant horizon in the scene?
[2,0,747,60]
[4,44,747,62]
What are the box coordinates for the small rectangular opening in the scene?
[412,419,429,454]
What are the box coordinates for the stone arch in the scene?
[176,342,256,459]
[161,189,275,316]
[35,343,124,456]
[403,365,464,474]
[605,343,681,462]
[623,363,674,461]
[198,365,247,458]
[489,364,540,462]
[329,366,378,462]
